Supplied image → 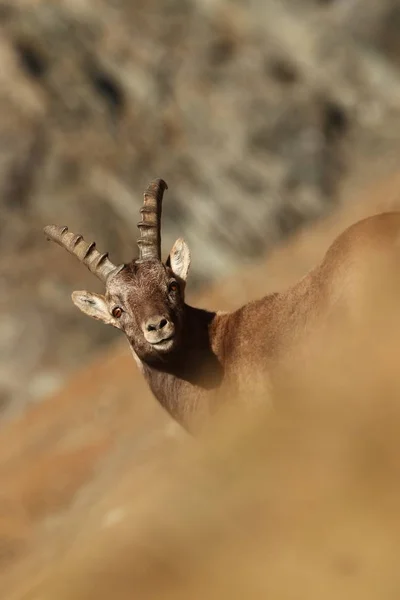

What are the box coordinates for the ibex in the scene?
[44,179,400,430]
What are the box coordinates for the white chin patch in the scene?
[151,338,175,351]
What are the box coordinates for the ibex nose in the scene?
[146,317,169,332]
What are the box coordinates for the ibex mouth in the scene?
[150,335,175,350]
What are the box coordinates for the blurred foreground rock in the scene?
[0,0,400,414]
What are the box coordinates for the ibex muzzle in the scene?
[143,314,175,348]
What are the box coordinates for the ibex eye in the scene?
[112,306,123,318]
[168,281,179,293]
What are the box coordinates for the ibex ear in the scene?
[167,238,191,281]
[71,291,122,329]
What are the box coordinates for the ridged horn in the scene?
[137,178,168,261]
[43,225,122,282]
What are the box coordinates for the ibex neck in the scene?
[139,304,224,427]
[146,304,221,382]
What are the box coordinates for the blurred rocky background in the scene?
[1,0,400,418]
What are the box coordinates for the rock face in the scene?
[1,0,400,416]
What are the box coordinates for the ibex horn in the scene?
[137,178,168,261]
[43,225,122,282]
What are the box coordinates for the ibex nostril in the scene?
[146,317,169,332]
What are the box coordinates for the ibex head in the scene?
[44,179,191,363]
